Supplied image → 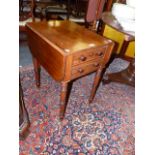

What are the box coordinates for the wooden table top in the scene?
[26,20,112,54]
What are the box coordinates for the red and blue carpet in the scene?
[19,58,135,155]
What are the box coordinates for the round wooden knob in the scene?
[93,63,99,67]
[97,52,103,56]
[78,68,84,73]
[79,55,87,61]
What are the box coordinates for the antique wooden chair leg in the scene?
[119,39,130,57]
[89,67,103,103]
[59,81,70,120]
[32,56,41,87]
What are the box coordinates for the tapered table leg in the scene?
[32,57,40,87]
[59,81,69,120]
[89,67,103,103]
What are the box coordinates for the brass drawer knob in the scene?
[93,63,99,67]
[78,68,84,73]
[96,51,103,56]
[79,55,87,61]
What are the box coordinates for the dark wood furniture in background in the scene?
[101,12,135,86]
[85,0,106,32]
[19,0,38,42]
[101,12,135,57]
[19,0,35,32]
[104,59,135,86]
[19,0,106,37]
[19,1,104,38]
[26,20,114,119]
[33,0,70,20]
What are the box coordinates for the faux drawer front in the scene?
[72,46,107,66]
[71,59,103,79]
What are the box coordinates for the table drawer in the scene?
[72,46,107,66]
[71,59,103,79]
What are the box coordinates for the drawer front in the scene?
[72,46,107,66]
[71,58,104,79]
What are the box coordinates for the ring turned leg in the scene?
[59,81,69,120]
[89,67,103,103]
[32,57,40,87]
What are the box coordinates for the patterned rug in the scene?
[19,58,135,155]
